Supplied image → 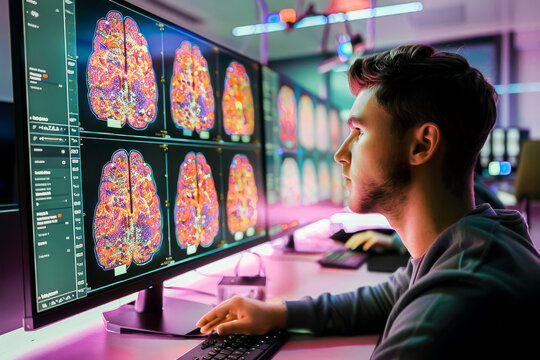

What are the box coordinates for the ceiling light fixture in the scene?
[232,1,423,37]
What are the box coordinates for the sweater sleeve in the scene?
[284,261,413,336]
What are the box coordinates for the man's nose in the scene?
[334,140,350,165]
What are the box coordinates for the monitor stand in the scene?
[278,233,329,254]
[103,283,212,336]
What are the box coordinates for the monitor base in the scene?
[103,283,212,336]
[277,233,329,254]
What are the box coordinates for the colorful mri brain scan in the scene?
[278,85,297,151]
[315,103,329,152]
[298,95,315,151]
[87,11,158,130]
[175,152,220,249]
[170,41,215,134]
[222,61,255,136]
[227,154,259,234]
[302,158,318,205]
[329,108,341,151]
[331,161,344,205]
[280,157,301,206]
[93,149,162,270]
[318,161,331,200]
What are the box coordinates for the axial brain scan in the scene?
[87,11,158,130]
[174,152,220,249]
[318,161,331,201]
[170,41,215,133]
[280,157,301,207]
[277,85,297,151]
[301,158,318,205]
[93,149,162,270]
[298,95,315,151]
[315,103,329,152]
[331,161,344,205]
[222,61,255,136]
[329,108,341,151]
[227,154,259,234]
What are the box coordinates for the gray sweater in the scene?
[285,204,540,359]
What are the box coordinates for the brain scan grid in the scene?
[222,61,255,137]
[93,149,162,270]
[170,41,215,135]
[227,155,259,236]
[174,152,220,249]
[87,11,158,129]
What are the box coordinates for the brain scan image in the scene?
[298,95,315,151]
[174,152,220,249]
[331,161,344,205]
[222,61,255,136]
[227,155,259,235]
[87,11,158,130]
[93,149,162,270]
[318,161,331,200]
[227,154,259,234]
[329,108,341,151]
[302,159,318,205]
[315,103,329,152]
[278,85,297,151]
[170,41,215,134]
[280,157,301,207]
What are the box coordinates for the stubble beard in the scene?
[350,156,411,217]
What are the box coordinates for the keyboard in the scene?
[177,330,288,360]
[317,249,367,269]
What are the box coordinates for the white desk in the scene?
[1,239,391,360]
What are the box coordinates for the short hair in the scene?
[348,44,497,193]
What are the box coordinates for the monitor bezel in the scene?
[10,0,271,331]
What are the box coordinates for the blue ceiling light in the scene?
[232,2,423,36]
[336,34,353,62]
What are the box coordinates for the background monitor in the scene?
[477,127,529,177]
[11,0,269,335]
[262,66,346,251]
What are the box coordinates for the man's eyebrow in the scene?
[347,117,367,127]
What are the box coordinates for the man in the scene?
[197,45,540,358]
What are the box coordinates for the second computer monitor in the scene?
[262,66,347,241]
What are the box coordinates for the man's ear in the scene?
[409,122,441,166]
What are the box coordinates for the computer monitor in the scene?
[262,66,346,251]
[10,0,269,335]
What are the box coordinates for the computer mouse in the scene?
[329,229,355,243]
[344,229,396,254]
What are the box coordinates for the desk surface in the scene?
[1,239,390,360]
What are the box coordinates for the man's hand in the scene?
[345,230,393,253]
[196,296,287,336]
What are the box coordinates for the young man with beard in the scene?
[196,44,540,358]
